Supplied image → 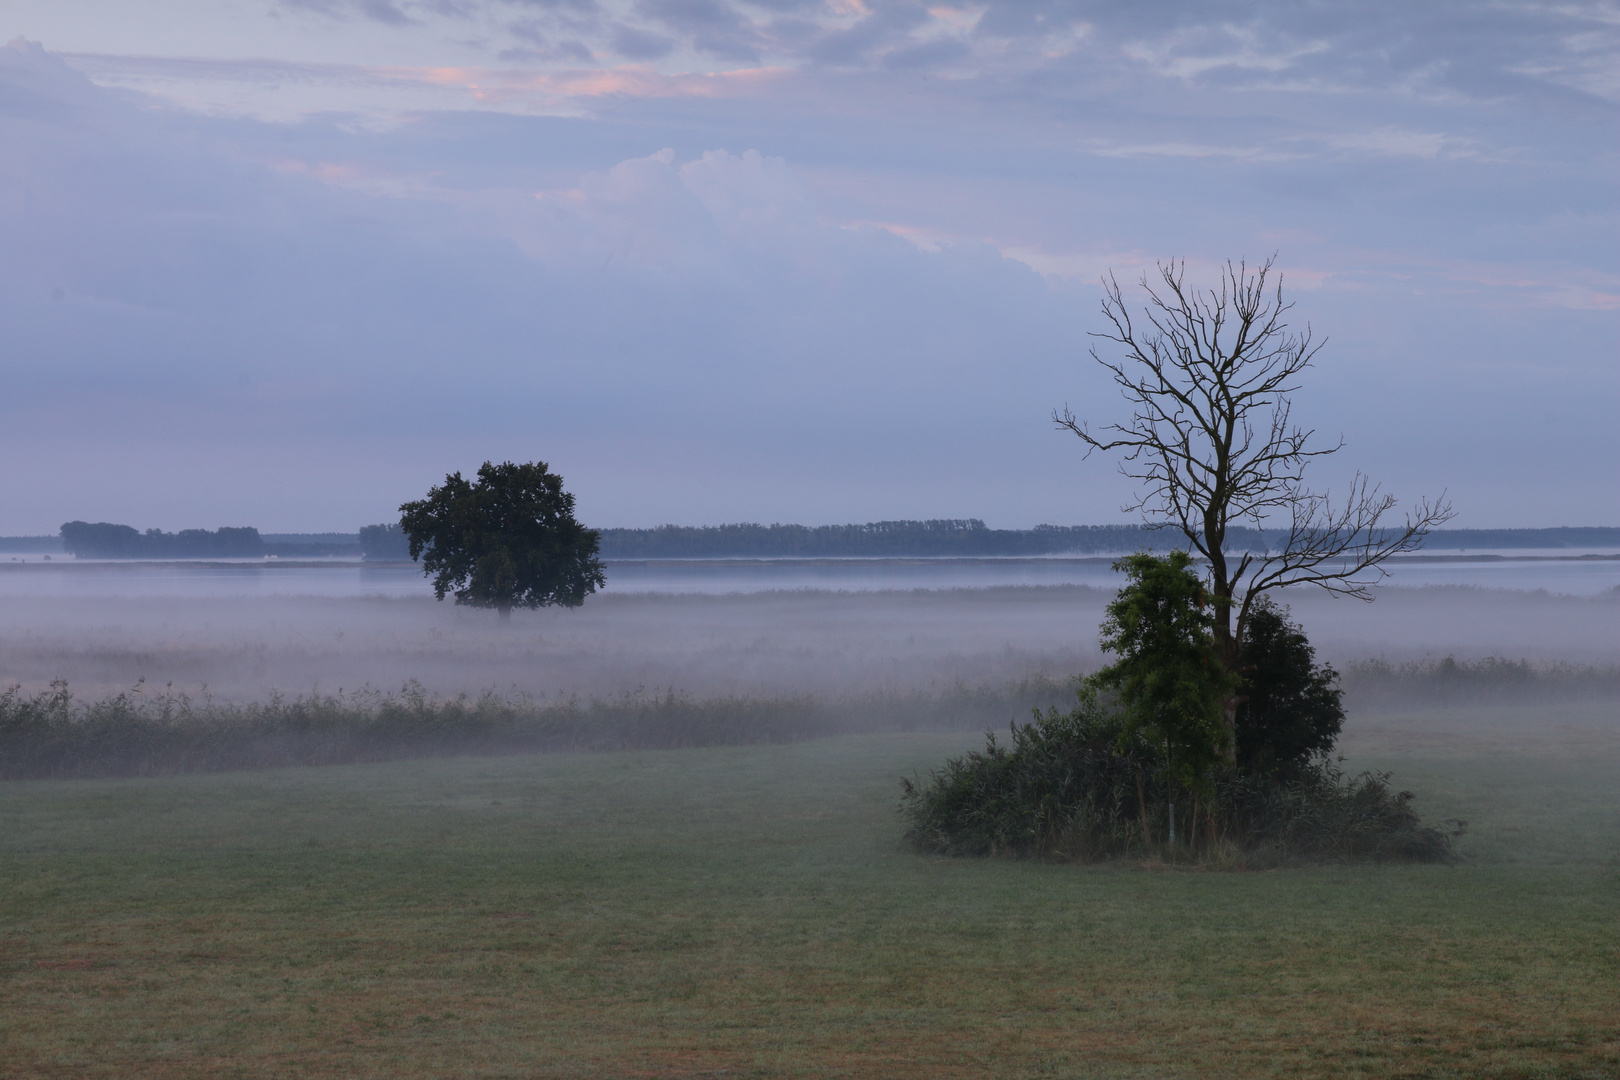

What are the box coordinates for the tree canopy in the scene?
[398,461,605,618]
[1234,599,1344,778]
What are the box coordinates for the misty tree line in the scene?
[55,518,1290,561]
[57,522,359,559]
[587,521,1290,558]
[356,519,1300,562]
[60,522,269,559]
[43,519,1620,562]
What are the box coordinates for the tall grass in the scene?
[0,676,1075,780]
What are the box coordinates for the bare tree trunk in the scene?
[1207,533,1240,759]
[498,601,512,622]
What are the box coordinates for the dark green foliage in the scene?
[900,703,1462,864]
[1235,599,1344,777]
[902,553,1456,864]
[399,461,605,616]
[1089,551,1235,788]
[899,698,1150,859]
[1220,764,1462,863]
[358,522,413,561]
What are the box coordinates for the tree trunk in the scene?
[1165,737,1176,847]
[1207,528,1240,761]
[1136,770,1150,847]
[498,601,512,622]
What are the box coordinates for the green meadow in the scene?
[2,703,1617,1079]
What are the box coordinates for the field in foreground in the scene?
[2,704,1617,1079]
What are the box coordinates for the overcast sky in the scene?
[1,1,1615,532]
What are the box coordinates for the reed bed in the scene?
[0,676,1075,780]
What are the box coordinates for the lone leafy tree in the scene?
[399,461,606,620]
[1056,257,1451,749]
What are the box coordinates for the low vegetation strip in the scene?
[4,657,1616,782]
[1342,655,1620,705]
[0,677,1074,781]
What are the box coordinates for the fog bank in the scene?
[1,584,1616,705]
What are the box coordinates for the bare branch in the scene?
[1055,255,1454,731]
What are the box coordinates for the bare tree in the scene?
[1055,257,1452,743]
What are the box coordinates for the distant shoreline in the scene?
[5,551,1619,570]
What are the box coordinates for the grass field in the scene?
[2,704,1617,1079]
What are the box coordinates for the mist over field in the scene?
[3,576,1615,705]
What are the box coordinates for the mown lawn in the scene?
[1,705,1617,1079]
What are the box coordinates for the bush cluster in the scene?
[900,700,1462,864]
[902,588,1463,866]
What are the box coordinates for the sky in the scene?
[0,1,1615,532]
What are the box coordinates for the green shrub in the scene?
[900,701,1462,864]
[899,698,1148,859]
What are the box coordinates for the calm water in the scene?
[2,554,1617,598]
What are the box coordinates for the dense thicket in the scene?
[902,554,1459,865]
[901,700,1460,864]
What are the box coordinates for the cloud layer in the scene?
[0,6,1615,531]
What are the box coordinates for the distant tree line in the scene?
[0,536,63,553]
[358,523,413,561]
[37,519,1620,562]
[1415,527,1620,550]
[590,520,1281,558]
[58,522,359,559]
[590,522,1620,558]
[61,522,268,559]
